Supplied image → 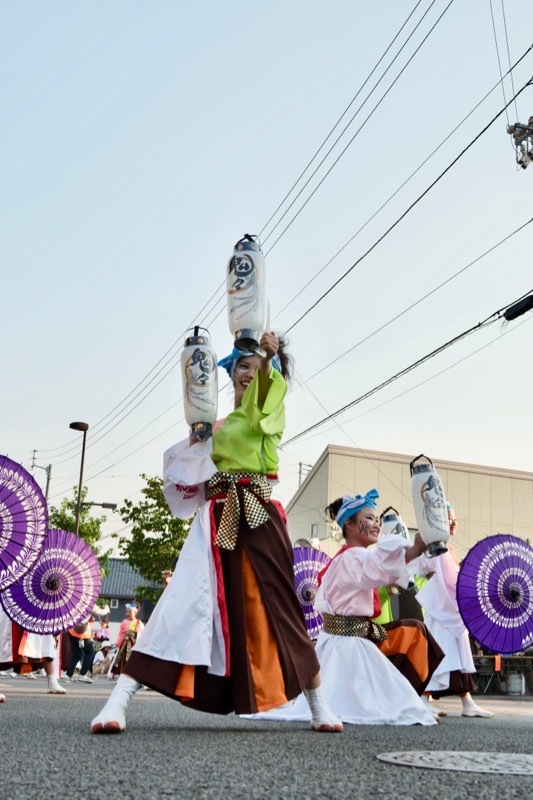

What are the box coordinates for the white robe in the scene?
[245,537,437,726]
[414,548,475,693]
[132,437,229,675]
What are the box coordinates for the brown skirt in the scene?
[379,619,445,695]
[125,499,319,714]
[431,669,475,698]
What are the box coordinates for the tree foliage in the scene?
[48,486,113,569]
[116,474,191,603]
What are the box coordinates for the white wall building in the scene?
[286,445,533,561]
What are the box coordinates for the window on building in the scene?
[110,599,118,609]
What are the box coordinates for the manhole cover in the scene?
[376,751,533,775]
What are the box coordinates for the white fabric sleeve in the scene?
[344,536,412,591]
[163,437,218,520]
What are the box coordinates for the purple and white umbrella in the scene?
[0,529,102,635]
[0,454,49,592]
[457,534,533,655]
[293,546,331,640]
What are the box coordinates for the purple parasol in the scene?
[0,454,49,592]
[293,546,331,640]
[0,529,102,635]
[457,534,533,655]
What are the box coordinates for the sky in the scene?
[2,1,532,555]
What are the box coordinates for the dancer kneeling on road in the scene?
[246,490,445,726]
[91,332,341,734]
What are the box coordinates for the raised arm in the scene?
[256,331,280,409]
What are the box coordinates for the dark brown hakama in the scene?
[431,669,475,698]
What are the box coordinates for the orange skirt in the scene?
[379,619,444,694]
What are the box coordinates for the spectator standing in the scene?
[65,617,94,684]
[111,603,144,676]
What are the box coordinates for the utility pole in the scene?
[31,450,52,501]
[298,462,313,487]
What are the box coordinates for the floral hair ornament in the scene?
[336,489,380,530]
[217,347,281,378]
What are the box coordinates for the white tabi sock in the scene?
[303,686,343,732]
[91,674,141,733]
[47,675,66,694]
[461,693,494,718]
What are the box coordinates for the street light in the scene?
[81,502,117,511]
[69,421,89,536]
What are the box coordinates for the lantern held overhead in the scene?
[226,234,268,355]
[181,326,218,441]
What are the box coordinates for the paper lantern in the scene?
[226,234,267,353]
[380,506,410,541]
[410,455,449,557]
[181,327,218,441]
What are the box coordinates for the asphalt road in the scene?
[1,678,531,800]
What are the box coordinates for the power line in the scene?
[281,290,532,447]
[48,415,182,499]
[51,198,523,479]
[287,219,533,489]
[33,30,531,466]
[490,0,509,124]
[294,368,412,504]
[35,41,533,478]
[272,45,533,324]
[303,217,533,384]
[288,315,532,447]
[263,0,456,254]
[283,76,533,336]
[275,316,532,535]
[259,0,437,243]
[36,280,226,458]
[500,0,519,121]
[46,119,533,483]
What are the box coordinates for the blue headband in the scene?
[217,347,282,378]
[336,489,379,529]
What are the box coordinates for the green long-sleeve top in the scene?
[211,368,286,474]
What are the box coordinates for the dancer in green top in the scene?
[91,332,341,734]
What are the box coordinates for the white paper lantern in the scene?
[380,506,410,541]
[181,327,218,441]
[410,455,449,557]
[226,234,267,353]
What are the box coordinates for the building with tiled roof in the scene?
[99,558,161,625]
